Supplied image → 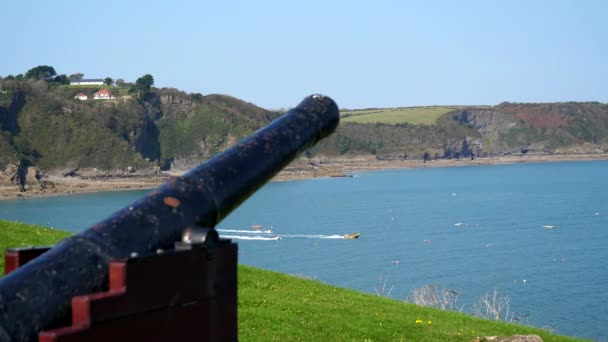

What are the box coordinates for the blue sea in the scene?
[1,160,607,339]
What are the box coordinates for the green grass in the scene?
[341,106,485,125]
[63,84,131,97]
[0,220,586,341]
[64,84,125,90]
[239,266,584,341]
[0,219,71,272]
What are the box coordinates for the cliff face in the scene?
[0,90,25,135]
[1,78,606,179]
[445,102,608,156]
[453,109,517,135]
[449,108,521,155]
[311,102,608,160]
[0,80,275,178]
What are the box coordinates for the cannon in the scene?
[0,95,339,341]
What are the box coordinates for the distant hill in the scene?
[341,106,488,125]
[317,101,608,160]
[1,77,607,183]
[0,79,278,180]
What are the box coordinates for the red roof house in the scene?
[93,89,115,100]
[74,93,88,100]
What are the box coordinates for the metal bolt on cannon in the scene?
[0,95,339,341]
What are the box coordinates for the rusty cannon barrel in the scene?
[0,94,339,341]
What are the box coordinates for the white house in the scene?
[93,89,115,100]
[74,93,88,100]
[70,79,104,86]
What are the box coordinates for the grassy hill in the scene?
[341,106,471,125]
[329,102,608,159]
[65,84,132,97]
[1,76,607,177]
[0,220,585,341]
[0,79,277,175]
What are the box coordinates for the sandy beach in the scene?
[1,153,607,201]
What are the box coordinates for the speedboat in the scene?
[344,232,360,239]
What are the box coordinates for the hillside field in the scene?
[0,220,71,271]
[341,106,487,125]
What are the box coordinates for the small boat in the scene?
[344,232,361,239]
[251,225,262,230]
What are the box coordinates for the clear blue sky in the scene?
[3,0,607,109]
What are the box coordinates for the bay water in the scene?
[1,161,607,339]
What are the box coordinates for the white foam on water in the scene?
[280,234,344,239]
[218,229,273,234]
[220,235,279,241]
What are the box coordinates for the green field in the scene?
[341,106,477,125]
[0,220,585,341]
[239,267,583,341]
[64,84,131,97]
[0,220,71,272]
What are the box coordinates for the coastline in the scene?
[0,178,163,201]
[1,153,607,201]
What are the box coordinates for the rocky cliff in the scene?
[313,102,608,161]
[1,78,607,186]
[446,102,608,156]
[0,79,276,184]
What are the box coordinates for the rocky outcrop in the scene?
[0,161,44,191]
[131,115,161,162]
[0,164,16,186]
[452,109,518,136]
[25,166,41,186]
[0,90,25,135]
[450,109,519,154]
[158,90,197,119]
[48,166,162,180]
[448,103,608,156]
[1,163,20,188]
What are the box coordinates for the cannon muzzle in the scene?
[0,94,339,341]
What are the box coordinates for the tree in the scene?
[191,93,203,102]
[104,77,113,86]
[409,284,462,311]
[130,74,154,99]
[423,151,430,163]
[135,74,154,91]
[473,289,513,322]
[53,74,70,85]
[25,65,57,80]
[69,73,84,81]
[115,78,125,86]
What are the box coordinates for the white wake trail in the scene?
[220,234,279,241]
[218,229,273,234]
[280,234,344,239]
